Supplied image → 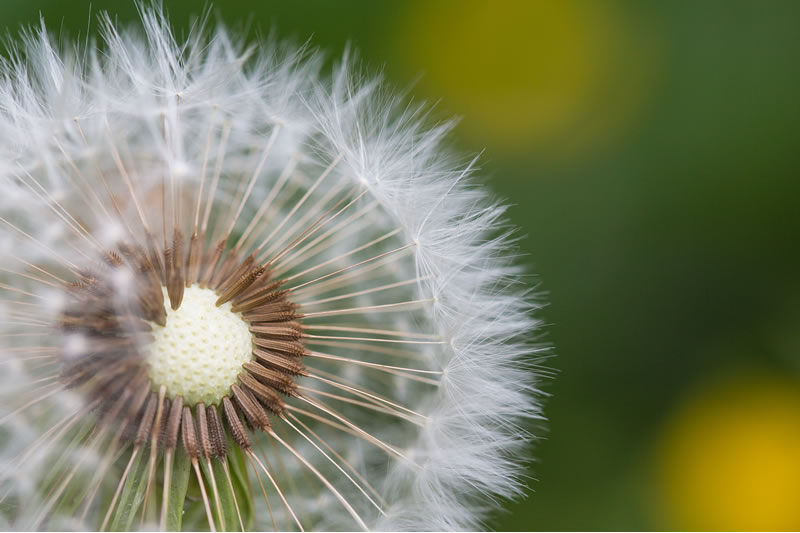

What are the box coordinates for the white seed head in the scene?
[0,6,546,531]
[146,286,253,406]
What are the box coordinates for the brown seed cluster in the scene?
[58,229,307,457]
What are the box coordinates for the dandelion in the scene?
[0,6,545,531]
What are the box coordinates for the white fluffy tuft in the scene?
[0,6,547,531]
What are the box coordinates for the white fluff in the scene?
[0,5,547,531]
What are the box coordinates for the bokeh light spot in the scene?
[654,374,800,530]
[391,0,656,159]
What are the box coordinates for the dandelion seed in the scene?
[0,6,546,531]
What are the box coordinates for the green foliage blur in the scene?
[3,0,799,530]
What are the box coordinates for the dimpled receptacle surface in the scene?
[146,285,253,406]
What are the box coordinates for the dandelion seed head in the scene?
[0,5,546,531]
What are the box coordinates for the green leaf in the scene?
[181,499,206,530]
[109,449,147,532]
[166,447,192,531]
[198,459,229,531]
[227,442,255,530]
[196,444,254,531]
[54,441,132,520]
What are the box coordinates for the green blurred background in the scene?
[4,1,799,530]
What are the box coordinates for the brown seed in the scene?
[248,321,304,339]
[241,300,297,322]
[195,403,212,459]
[216,264,267,307]
[252,338,307,358]
[207,404,228,458]
[222,396,251,450]
[243,361,298,396]
[253,348,307,376]
[235,273,282,303]
[231,384,272,430]
[231,281,287,312]
[163,395,184,450]
[103,251,124,267]
[181,406,199,459]
[185,231,203,287]
[157,398,172,448]
[166,228,185,310]
[217,254,255,294]
[135,394,158,447]
[239,373,286,414]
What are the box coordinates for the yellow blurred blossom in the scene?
[654,374,800,530]
[390,0,656,160]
